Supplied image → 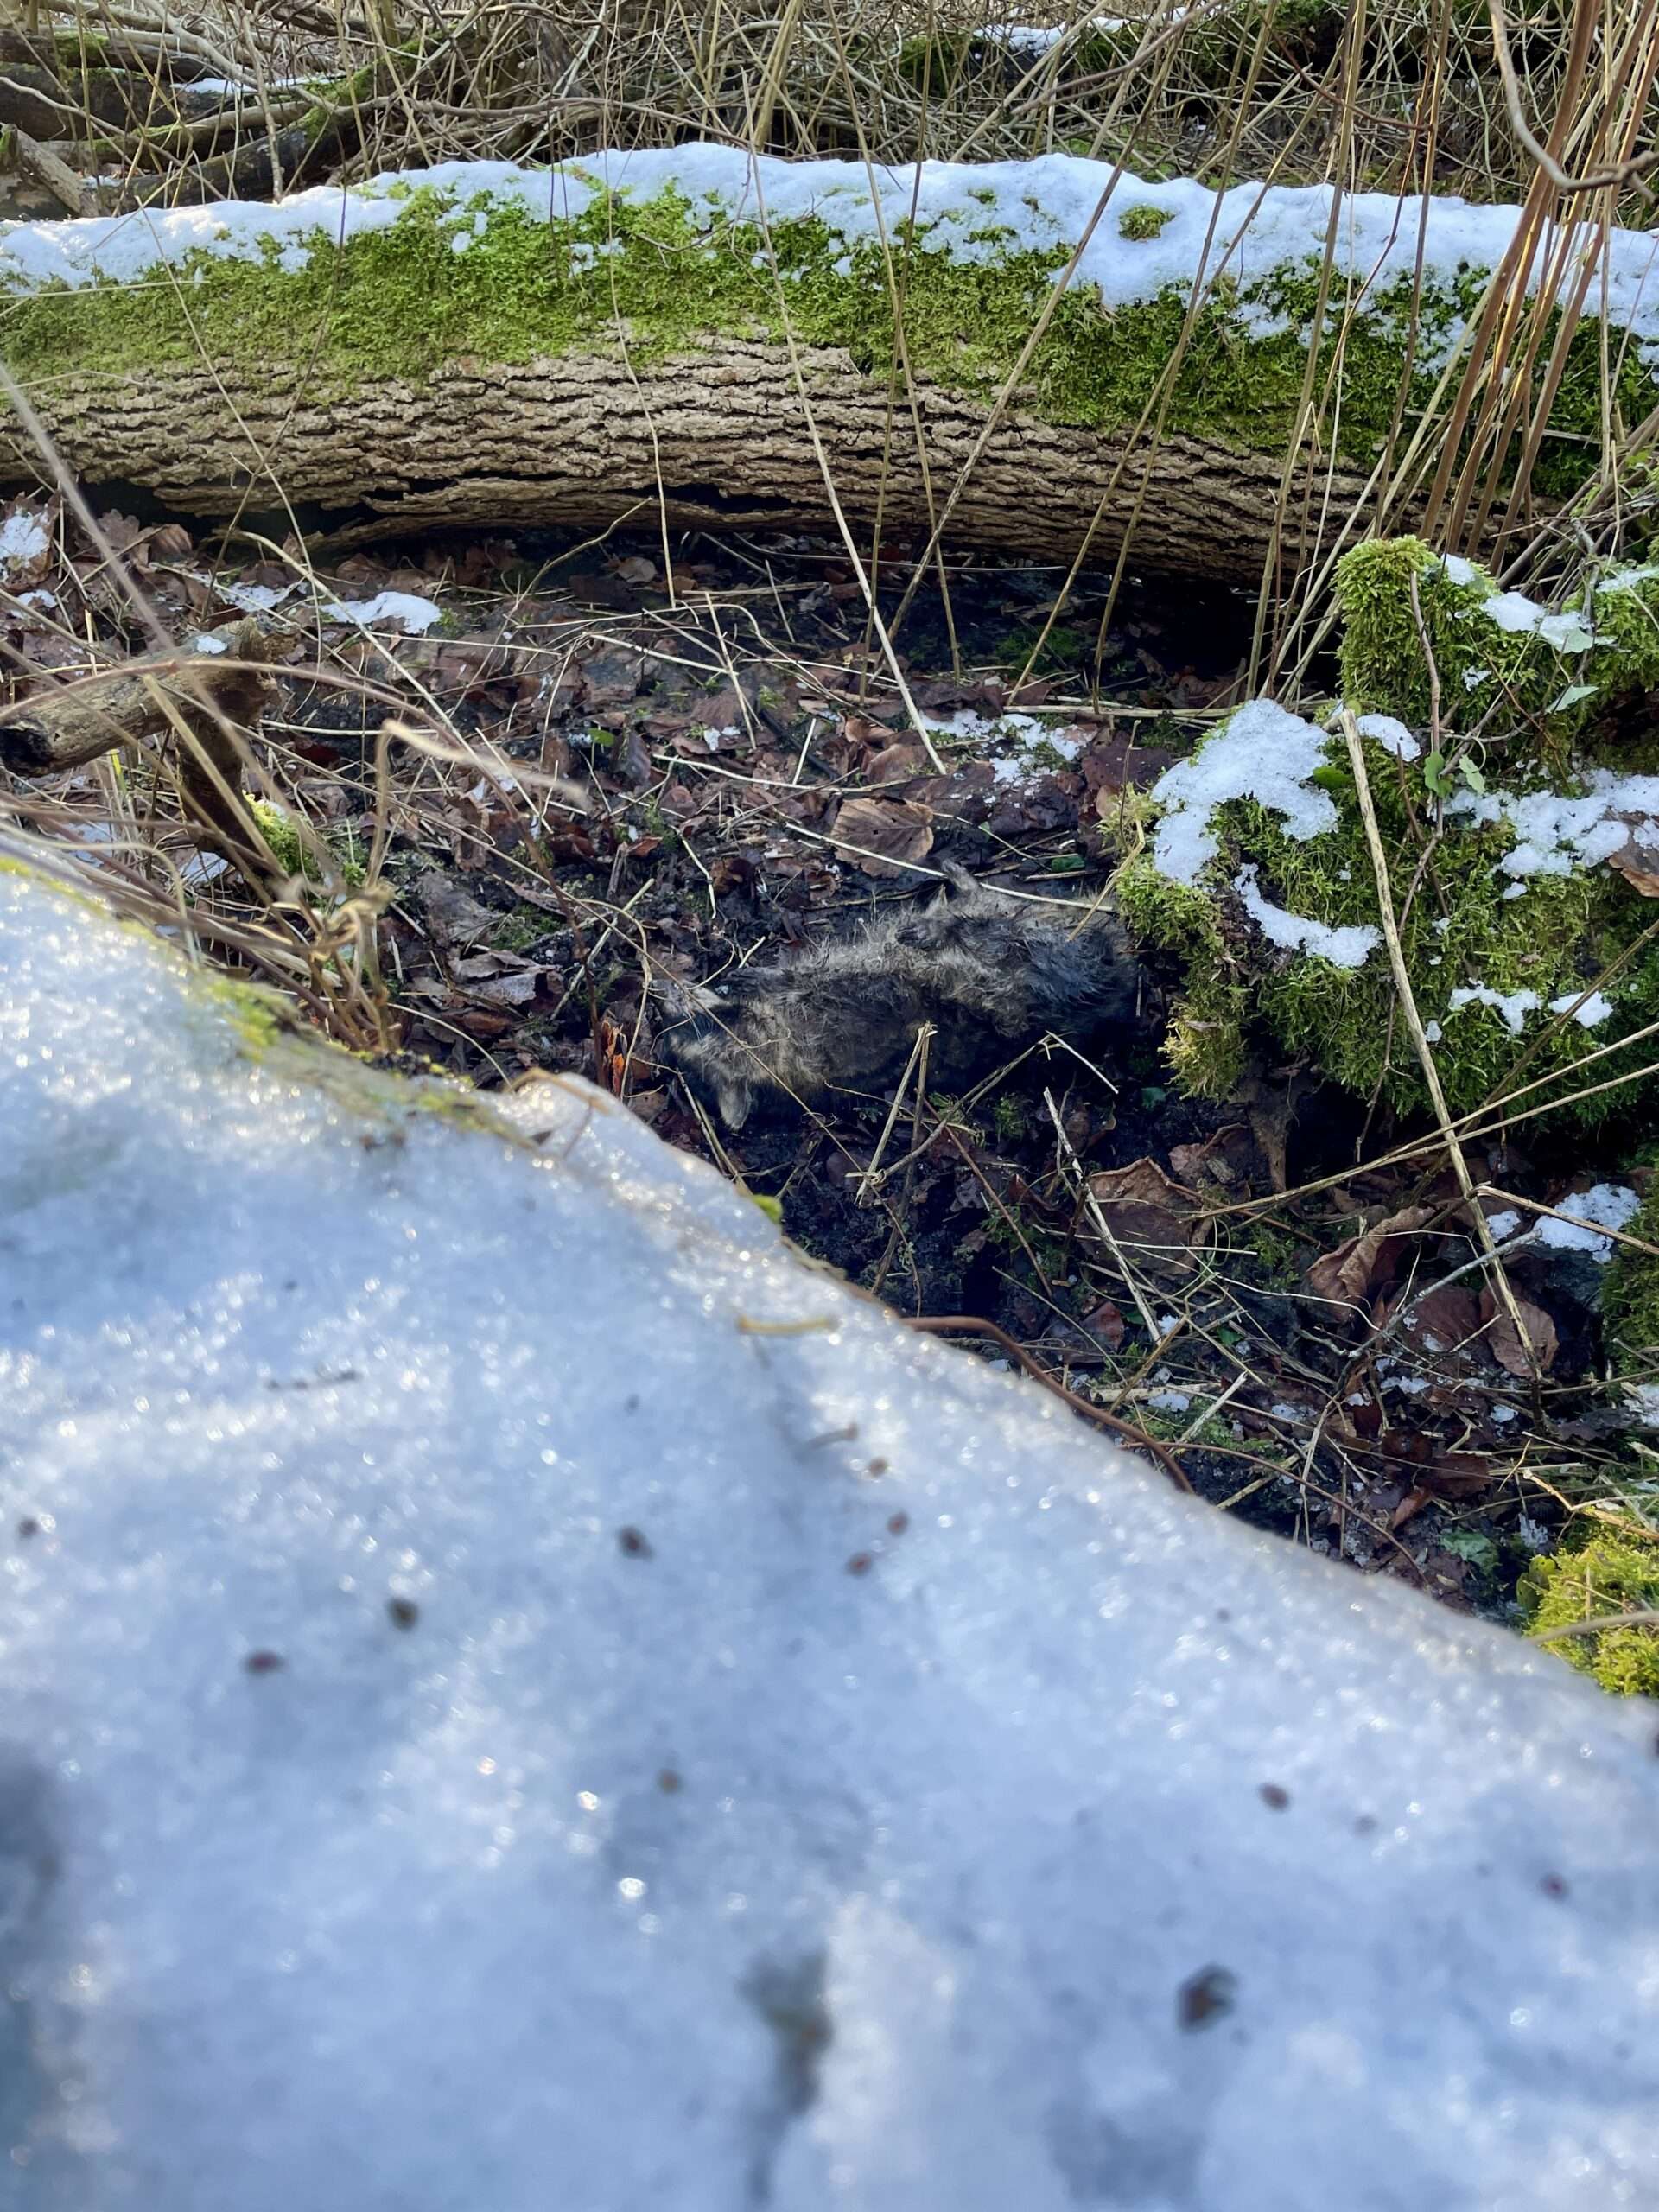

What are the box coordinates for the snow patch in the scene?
[1549,988,1614,1028]
[4,148,1658,374]
[1534,1183,1641,1263]
[0,508,48,568]
[1446,983,1541,1034]
[1446,769,1659,880]
[1150,699,1336,883]
[321,589,442,634]
[3,857,1659,2206]
[1233,863,1380,969]
[930,708,1084,783]
[1355,711,1421,762]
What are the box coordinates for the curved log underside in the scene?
[0,338,1383,582]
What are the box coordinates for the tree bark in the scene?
[0,339,1379,583]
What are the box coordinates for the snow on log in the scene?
[1,148,1656,578]
[2,846,1658,2207]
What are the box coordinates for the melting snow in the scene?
[3,855,1659,2206]
[1355,712,1421,762]
[1446,983,1541,1034]
[1446,769,1659,879]
[3,149,1658,369]
[1549,988,1614,1028]
[1233,864,1379,969]
[1534,1183,1642,1263]
[321,589,442,634]
[1434,557,1603,650]
[1479,1185,1640,1264]
[0,509,48,568]
[1149,699,1336,884]
[929,708,1084,783]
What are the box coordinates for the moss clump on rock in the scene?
[1114,539,1659,1119]
[1332,537,1659,739]
[1522,1529,1659,1698]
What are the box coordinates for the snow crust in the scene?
[3,147,1658,366]
[3,859,1659,2209]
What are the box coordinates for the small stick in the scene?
[1530,1610,1659,1643]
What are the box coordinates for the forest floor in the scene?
[3,497,1650,1623]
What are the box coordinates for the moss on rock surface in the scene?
[1116,540,1659,1120]
[1337,538,1659,737]
[1523,1529,1659,1698]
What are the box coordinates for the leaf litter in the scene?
[2,498,1652,1637]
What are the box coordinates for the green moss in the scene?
[3,175,1649,507]
[1117,205,1173,241]
[1113,617,1659,1121]
[1604,1182,1659,1375]
[249,800,365,888]
[1522,1529,1659,1697]
[1335,539,1659,741]
[487,906,550,953]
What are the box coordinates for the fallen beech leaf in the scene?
[831,796,935,878]
[1606,833,1659,898]
[464,969,543,1014]
[1478,1289,1558,1376]
[417,876,497,951]
[1306,1205,1435,1306]
[865,741,931,786]
[1086,1158,1204,1270]
[1390,1283,1484,1356]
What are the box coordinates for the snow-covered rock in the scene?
[2,854,1657,2209]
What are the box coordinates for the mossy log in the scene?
[0,155,1653,578]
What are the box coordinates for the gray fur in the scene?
[657,869,1145,1127]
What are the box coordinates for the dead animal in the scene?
[656,867,1147,1128]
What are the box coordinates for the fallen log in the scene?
[1,149,1655,579]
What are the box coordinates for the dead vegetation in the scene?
[1,0,1657,1659]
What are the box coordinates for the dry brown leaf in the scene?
[1392,1283,1484,1357]
[832,796,935,878]
[1086,1158,1204,1267]
[1478,1289,1559,1376]
[865,741,931,787]
[416,875,497,951]
[1606,833,1659,898]
[1168,1125,1255,1192]
[1080,1300,1126,1351]
[1306,1205,1435,1306]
